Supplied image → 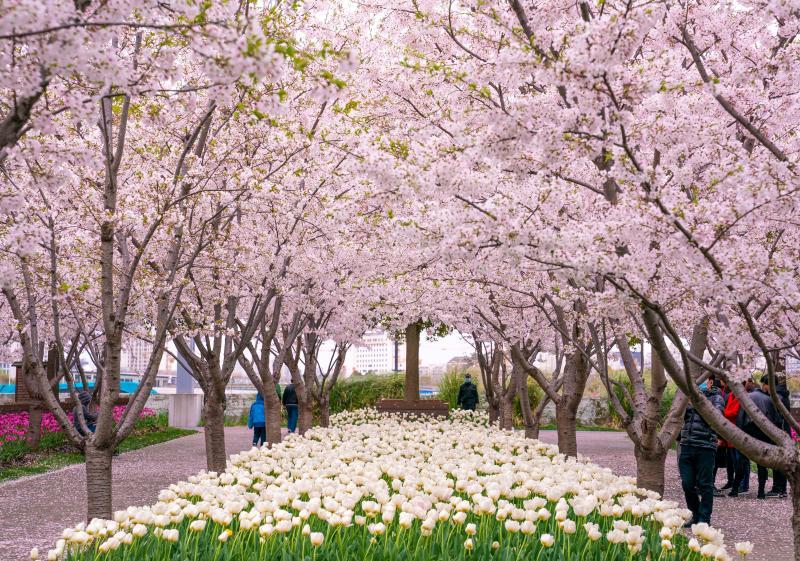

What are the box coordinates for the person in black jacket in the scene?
[678,376,725,526]
[282,383,299,433]
[456,374,479,411]
[764,375,789,498]
[737,376,783,499]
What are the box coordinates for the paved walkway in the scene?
[1,429,792,561]
[537,432,793,561]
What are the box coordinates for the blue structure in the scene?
[0,382,155,395]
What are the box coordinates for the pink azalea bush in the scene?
[0,406,156,444]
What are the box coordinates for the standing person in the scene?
[457,374,479,411]
[764,375,789,499]
[713,380,734,496]
[282,383,299,433]
[678,376,726,527]
[73,391,98,436]
[737,376,780,499]
[724,384,750,496]
[248,393,266,447]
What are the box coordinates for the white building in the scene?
[353,329,405,373]
[122,338,154,374]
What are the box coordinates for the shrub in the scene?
[327,373,405,414]
[437,371,464,409]
[606,372,677,429]
[512,381,544,426]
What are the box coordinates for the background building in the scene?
[352,329,405,373]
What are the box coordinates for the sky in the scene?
[419,330,474,367]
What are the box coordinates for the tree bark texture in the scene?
[298,401,313,435]
[26,405,43,450]
[555,404,578,457]
[202,394,227,473]
[404,322,421,401]
[499,393,514,430]
[555,348,589,457]
[318,397,331,428]
[85,443,114,521]
[515,360,540,439]
[634,445,667,497]
[488,405,499,426]
[263,385,282,446]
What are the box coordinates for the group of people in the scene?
[247,383,299,446]
[679,374,792,527]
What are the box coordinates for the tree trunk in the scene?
[319,397,331,428]
[202,394,227,473]
[85,443,113,521]
[634,446,667,497]
[488,403,499,426]
[263,385,282,446]
[499,393,513,430]
[555,403,578,457]
[404,323,421,401]
[515,362,539,439]
[26,405,43,450]
[298,399,313,435]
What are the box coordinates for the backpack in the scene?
[723,394,740,423]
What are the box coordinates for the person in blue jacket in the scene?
[248,393,266,446]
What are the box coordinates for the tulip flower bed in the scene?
[1,408,193,481]
[0,406,156,444]
[45,409,749,561]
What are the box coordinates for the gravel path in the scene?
[1,428,792,561]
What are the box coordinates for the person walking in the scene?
[678,376,725,527]
[248,393,266,447]
[73,390,98,436]
[457,374,479,411]
[282,383,299,433]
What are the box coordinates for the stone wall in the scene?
[145,394,170,414]
[221,393,257,420]
[538,397,614,427]
[143,392,257,422]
